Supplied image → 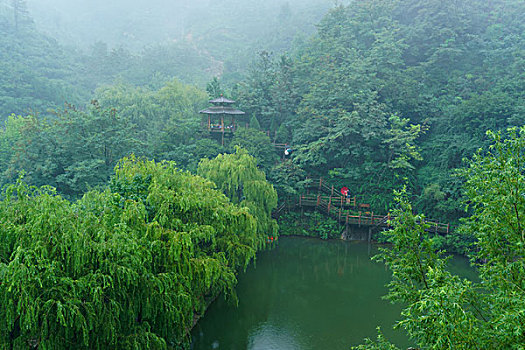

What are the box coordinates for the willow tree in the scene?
[198,147,278,245]
[0,156,259,349]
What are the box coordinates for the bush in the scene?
[279,211,340,240]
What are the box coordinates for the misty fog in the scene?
[25,0,338,51]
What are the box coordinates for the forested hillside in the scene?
[234,0,524,222]
[1,0,523,222]
[1,0,524,348]
[0,0,334,121]
[0,0,215,120]
[25,0,336,84]
[0,0,85,119]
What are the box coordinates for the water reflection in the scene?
[248,321,305,350]
[192,237,413,349]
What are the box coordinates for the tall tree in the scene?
[230,128,278,172]
[1,103,140,198]
[206,77,223,99]
[355,127,525,349]
[11,0,28,32]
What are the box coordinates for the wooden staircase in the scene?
[275,177,451,235]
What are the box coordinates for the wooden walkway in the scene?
[274,178,451,235]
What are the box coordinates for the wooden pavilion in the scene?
[199,95,245,145]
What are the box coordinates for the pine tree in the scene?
[249,114,261,130]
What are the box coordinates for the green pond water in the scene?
[192,237,474,350]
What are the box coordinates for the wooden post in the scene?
[208,115,211,130]
[368,227,372,244]
[447,224,450,234]
[339,208,342,221]
[316,195,321,207]
[331,185,334,196]
[345,212,349,238]
[306,177,311,195]
[371,212,374,224]
[299,195,302,206]
[220,116,225,146]
[328,196,332,213]
[358,211,361,227]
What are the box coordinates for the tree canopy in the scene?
[0,156,264,349]
[198,147,278,243]
[355,128,525,349]
[233,0,524,221]
[0,0,524,346]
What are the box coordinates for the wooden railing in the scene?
[303,179,361,208]
[273,143,288,149]
[294,193,450,234]
[275,177,452,235]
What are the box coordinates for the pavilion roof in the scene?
[199,106,245,115]
[209,96,236,104]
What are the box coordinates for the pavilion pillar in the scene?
[221,115,225,146]
[199,96,245,146]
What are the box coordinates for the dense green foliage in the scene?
[0,156,266,349]
[3,0,522,223]
[0,0,524,345]
[94,80,209,166]
[0,1,85,120]
[3,0,329,122]
[0,104,141,198]
[0,79,209,197]
[354,128,525,349]
[230,128,278,172]
[234,0,524,221]
[279,211,340,240]
[198,147,278,242]
[1,0,522,258]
